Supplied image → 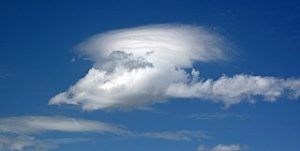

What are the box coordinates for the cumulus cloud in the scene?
[49,24,300,111]
[197,144,243,151]
[167,74,300,107]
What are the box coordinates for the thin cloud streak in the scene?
[188,113,245,121]
[0,116,207,150]
[197,144,244,151]
[140,130,208,141]
[0,135,88,151]
[0,116,126,135]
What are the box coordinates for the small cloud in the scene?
[0,135,88,151]
[140,130,208,141]
[188,113,245,121]
[71,57,76,62]
[197,144,246,151]
[0,135,56,151]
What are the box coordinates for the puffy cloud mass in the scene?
[49,24,300,111]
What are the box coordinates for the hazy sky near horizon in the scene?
[1,0,300,151]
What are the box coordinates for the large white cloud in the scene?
[49,24,300,111]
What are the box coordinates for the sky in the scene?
[1,0,300,151]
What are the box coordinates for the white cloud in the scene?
[0,135,87,151]
[140,130,207,141]
[167,74,300,107]
[0,116,207,141]
[188,113,244,121]
[49,24,300,111]
[0,135,54,151]
[197,144,242,151]
[0,116,122,151]
[0,116,126,135]
[0,116,208,150]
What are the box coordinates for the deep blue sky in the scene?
[1,0,300,151]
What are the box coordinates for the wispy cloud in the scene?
[188,113,245,121]
[0,116,127,151]
[0,68,7,80]
[0,135,56,151]
[0,116,126,135]
[140,130,208,141]
[0,135,88,151]
[197,144,245,151]
[49,24,300,111]
[0,116,207,150]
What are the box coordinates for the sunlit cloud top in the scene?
[49,24,300,111]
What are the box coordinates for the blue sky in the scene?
[1,0,300,151]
